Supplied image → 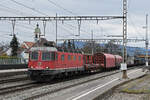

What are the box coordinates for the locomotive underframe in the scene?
[28,67,85,76]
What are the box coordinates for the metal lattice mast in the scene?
[123,0,127,63]
[56,13,58,45]
[122,0,128,79]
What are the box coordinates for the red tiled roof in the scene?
[21,44,26,49]
[21,42,34,49]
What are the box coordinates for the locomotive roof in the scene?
[30,47,57,52]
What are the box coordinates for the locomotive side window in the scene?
[79,56,81,61]
[84,56,86,63]
[61,55,65,61]
[55,53,58,60]
[74,56,76,61]
[68,55,71,60]
[42,52,50,60]
[51,52,55,60]
[30,51,38,60]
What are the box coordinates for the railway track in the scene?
[25,66,143,100]
[0,82,36,95]
[26,67,139,100]
[0,74,29,84]
[0,66,142,100]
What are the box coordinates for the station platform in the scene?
[0,69,27,74]
[43,68,146,100]
[0,69,27,77]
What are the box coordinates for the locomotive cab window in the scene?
[51,52,55,61]
[30,51,38,60]
[42,52,50,61]
[55,53,58,60]
[42,52,57,61]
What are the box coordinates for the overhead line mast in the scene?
[122,0,128,79]
[145,14,149,67]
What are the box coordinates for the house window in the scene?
[30,51,38,60]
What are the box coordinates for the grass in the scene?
[120,75,150,94]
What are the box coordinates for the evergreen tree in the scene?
[104,40,121,55]
[10,34,19,56]
[82,42,102,54]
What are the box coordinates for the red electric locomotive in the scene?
[28,47,84,81]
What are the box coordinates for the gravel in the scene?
[0,70,120,100]
[106,92,145,100]
[104,73,150,100]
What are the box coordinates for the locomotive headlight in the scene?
[46,67,49,69]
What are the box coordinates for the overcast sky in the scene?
[0,0,149,47]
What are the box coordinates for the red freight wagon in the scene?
[83,54,98,71]
[83,54,93,64]
[114,55,122,66]
[93,53,116,68]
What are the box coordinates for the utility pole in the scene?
[56,13,58,45]
[121,0,128,79]
[11,20,16,36]
[145,14,149,67]
[91,30,94,55]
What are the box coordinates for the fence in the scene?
[0,57,27,65]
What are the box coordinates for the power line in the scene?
[0,3,37,36]
[47,0,102,38]
[0,3,33,16]
[0,7,23,16]
[10,0,48,16]
[7,0,123,41]
[46,0,95,37]
[128,14,144,38]
[8,0,83,38]
[9,0,106,39]
[47,0,77,15]
[58,24,75,36]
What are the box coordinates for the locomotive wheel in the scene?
[44,75,55,82]
[30,74,55,82]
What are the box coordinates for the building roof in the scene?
[21,42,34,49]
